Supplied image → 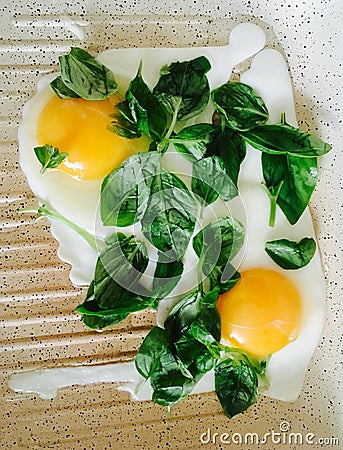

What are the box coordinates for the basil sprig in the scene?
[211,82,331,225]
[51,47,118,100]
[193,217,244,280]
[135,289,266,416]
[34,144,68,174]
[262,153,318,225]
[108,62,167,140]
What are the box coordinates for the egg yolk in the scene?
[37,95,148,180]
[216,268,302,358]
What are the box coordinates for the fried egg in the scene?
[18,23,326,404]
[37,95,138,180]
[19,75,149,283]
[217,268,302,358]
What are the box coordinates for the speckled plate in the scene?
[1,1,342,449]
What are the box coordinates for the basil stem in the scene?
[19,204,100,251]
[261,180,284,227]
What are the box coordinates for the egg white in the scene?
[18,23,326,403]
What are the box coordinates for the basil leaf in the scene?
[76,283,132,329]
[50,76,80,98]
[208,263,240,294]
[34,145,68,174]
[191,155,238,206]
[200,286,220,308]
[93,233,149,309]
[193,217,245,277]
[242,123,331,157]
[100,152,160,227]
[153,56,211,121]
[81,313,128,330]
[151,364,195,407]
[164,291,200,341]
[206,127,246,186]
[211,82,268,132]
[150,345,197,407]
[262,153,318,224]
[52,47,118,100]
[164,296,220,386]
[188,317,221,359]
[164,290,221,344]
[265,237,316,269]
[108,100,142,139]
[126,62,167,140]
[141,169,197,259]
[195,349,217,373]
[135,326,169,379]
[150,254,184,308]
[76,298,142,329]
[172,123,217,162]
[215,358,258,418]
[173,332,211,368]
[137,289,223,408]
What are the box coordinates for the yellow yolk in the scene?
[37,95,148,180]
[216,268,302,358]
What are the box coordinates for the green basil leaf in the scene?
[34,145,68,174]
[193,217,245,276]
[76,234,151,329]
[126,62,167,139]
[172,123,217,162]
[191,155,238,206]
[149,343,199,406]
[75,283,131,329]
[53,47,118,100]
[81,313,128,330]
[50,76,80,98]
[265,237,316,269]
[77,292,150,319]
[141,169,197,259]
[200,286,220,308]
[164,291,200,341]
[135,326,169,379]
[215,358,258,419]
[151,367,195,407]
[149,254,184,308]
[173,332,209,368]
[208,263,240,294]
[211,82,269,132]
[262,153,318,224]
[242,123,331,157]
[195,348,217,373]
[93,233,149,309]
[76,299,136,328]
[164,290,221,344]
[100,152,160,227]
[108,100,142,139]
[153,56,211,121]
[206,127,246,186]
[188,317,221,359]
